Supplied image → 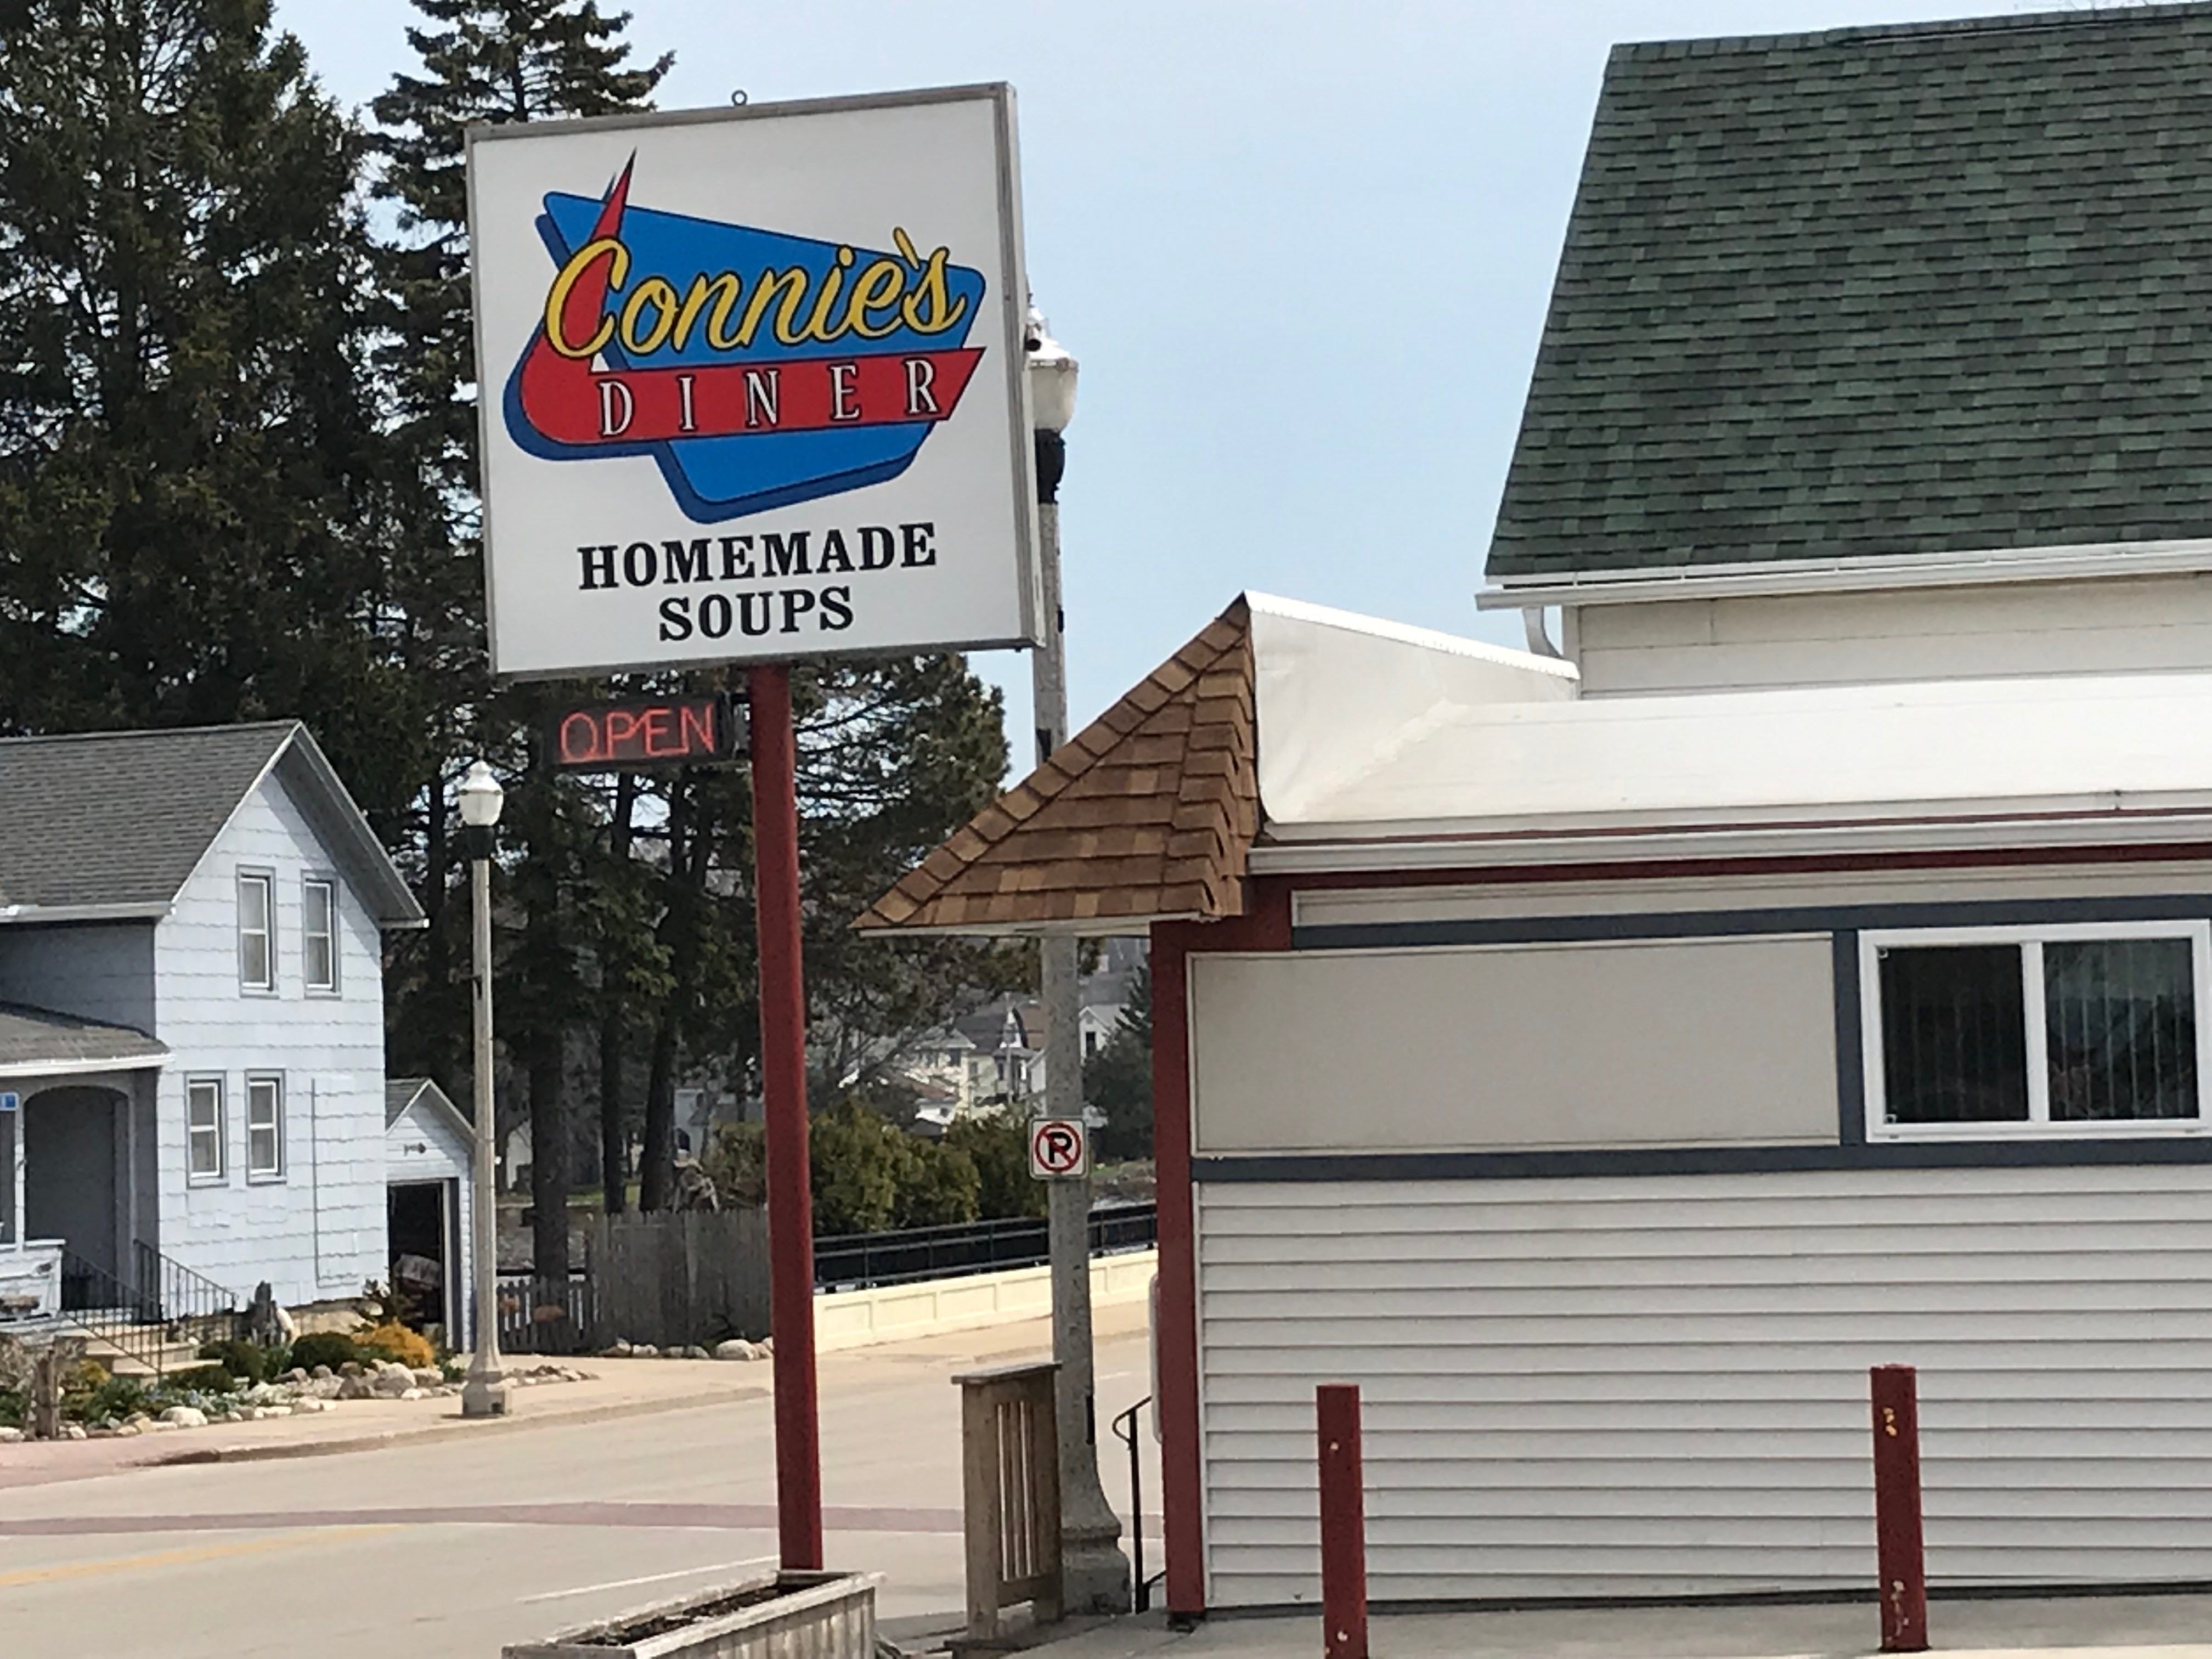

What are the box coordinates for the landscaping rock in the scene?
[159,1406,207,1429]
[0,1426,22,1443]
[601,1339,633,1357]
[631,1343,658,1358]
[289,1399,330,1414]
[371,1372,413,1399]
[112,1423,143,1436]
[311,1364,334,1380]
[338,1361,363,1378]
[410,1367,442,1389]
[714,1339,760,1362]
[397,1387,427,1401]
[62,1423,86,1440]
[285,1368,310,1385]
[338,1374,376,1401]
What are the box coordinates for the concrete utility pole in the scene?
[1027,308,1131,1612]
[458,761,511,1420]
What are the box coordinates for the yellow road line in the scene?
[0,1523,396,1590]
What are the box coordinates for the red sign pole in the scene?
[1871,1364,1928,1653]
[751,663,822,1570]
[1316,1384,1368,1659]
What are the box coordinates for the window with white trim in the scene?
[1864,922,2211,1135]
[188,1077,226,1181]
[238,871,274,992]
[303,877,338,995]
[246,1074,284,1180]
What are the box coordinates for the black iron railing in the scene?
[57,1248,243,1376]
[812,1203,1157,1293]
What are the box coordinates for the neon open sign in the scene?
[545,693,742,772]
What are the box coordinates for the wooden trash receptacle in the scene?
[953,1360,1063,1644]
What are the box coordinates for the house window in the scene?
[188,1078,226,1181]
[1865,923,2210,1136]
[238,871,274,992]
[303,878,338,994]
[246,1075,284,1180]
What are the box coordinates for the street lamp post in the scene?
[1027,309,1132,1612]
[457,760,511,1420]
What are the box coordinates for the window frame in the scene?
[238,868,276,995]
[1860,919,2212,1141]
[302,874,340,996]
[245,1073,285,1182]
[187,1076,228,1184]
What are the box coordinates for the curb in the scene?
[135,1382,772,1468]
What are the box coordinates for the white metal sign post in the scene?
[466,85,1040,1578]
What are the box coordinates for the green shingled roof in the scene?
[1487,3,2212,580]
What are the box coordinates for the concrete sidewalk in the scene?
[1003,1596,2212,1659]
[0,1358,769,1488]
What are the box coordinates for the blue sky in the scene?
[279,0,2024,760]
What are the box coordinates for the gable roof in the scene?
[0,722,422,927]
[857,594,1577,936]
[0,1002,167,1079]
[386,1076,475,1139]
[1487,3,2212,581]
[855,599,1259,934]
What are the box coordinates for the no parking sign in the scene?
[1027,1116,1088,1181]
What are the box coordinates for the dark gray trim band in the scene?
[1293,892,2212,952]
[1833,929,1865,1147]
[1192,1136,2212,1184]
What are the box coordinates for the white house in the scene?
[0,721,426,1332]
[864,4,2212,1615]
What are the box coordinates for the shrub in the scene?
[946,1114,1046,1222]
[199,1339,271,1385]
[168,1364,236,1395]
[898,1137,980,1228]
[355,1321,436,1369]
[0,1387,21,1429]
[287,1331,360,1372]
[81,1375,150,1423]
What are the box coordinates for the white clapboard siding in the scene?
[1197,1165,2212,1605]
[1572,574,2212,697]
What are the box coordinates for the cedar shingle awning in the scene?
[856,599,1259,935]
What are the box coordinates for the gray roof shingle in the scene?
[0,1002,165,1075]
[0,723,294,913]
[0,722,422,926]
[1488,3,2212,578]
[386,1076,473,1135]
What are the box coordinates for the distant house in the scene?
[0,723,424,1329]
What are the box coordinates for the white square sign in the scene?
[466,86,1041,679]
[1028,1116,1089,1181]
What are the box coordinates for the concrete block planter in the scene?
[503,1569,882,1659]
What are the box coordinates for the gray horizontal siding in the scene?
[1197,1166,2212,1605]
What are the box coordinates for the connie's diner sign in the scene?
[467,87,1041,680]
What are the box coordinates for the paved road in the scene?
[0,1307,1159,1658]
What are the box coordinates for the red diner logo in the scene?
[504,157,988,523]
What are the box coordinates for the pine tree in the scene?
[370,0,671,1282]
[0,0,432,809]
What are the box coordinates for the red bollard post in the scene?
[1317,1384,1368,1659]
[1871,1364,1928,1653]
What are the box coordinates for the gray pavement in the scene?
[1025,1601,2212,1659]
[0,1303,1159,1657]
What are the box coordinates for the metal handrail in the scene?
[1111,1395,1166,1614]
